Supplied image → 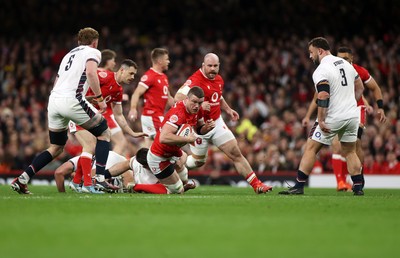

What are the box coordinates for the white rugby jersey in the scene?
[312,55,359,123]
[51,45,101,98]
[129,157,159,185]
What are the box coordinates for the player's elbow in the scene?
[317,91,330,100]
[174,93,185,103]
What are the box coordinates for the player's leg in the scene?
[140,115,161,148]
[71,99,109,193]
[110,131,126,155]
[279,138,324,195]
[212,117,272,193]
[72,129,96,187]
[279,122,329,195]
[11,97,70,194]
[332,136,345,190]
[106,114,127,155]
[339,119,364,195]
[147,151,184,194]
[11,130,66,194]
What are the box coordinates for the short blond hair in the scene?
[78,27,99,45]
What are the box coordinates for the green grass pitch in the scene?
[1,185,399,258]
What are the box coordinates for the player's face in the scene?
[337,52,353,64]
[309,45,321,65]
[158,54,170,72]
[202,60,220,79]
[122,66,137,84]
[186,95,204,114]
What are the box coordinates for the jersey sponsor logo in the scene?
[211,92,219,102]
[104,95,112,103]
[98,71,108,78]
[169,115,179,123]
[141,75,148,82]
[163,85,168,95]
[158,79,161,83]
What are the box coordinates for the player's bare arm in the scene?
[86,60,106,113]
[160,123,196,145]
[302,92,318,127]
[316,80,330,133]
[128,82,147,121]
[220,97,239,121]
[365,77,386,123]
[166,91,175,109]
[174,84,190,102]
[112,103,147,138]
[354,76,364,102]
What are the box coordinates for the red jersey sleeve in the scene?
[353,63,371,83]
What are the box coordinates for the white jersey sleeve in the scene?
[69,156,80,172]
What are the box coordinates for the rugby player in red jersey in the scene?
[175,53,273,194]
[147,86,215,193]
[128,48,174,147]
[69,59,146,193]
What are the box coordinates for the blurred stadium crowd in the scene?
[1,0,399,173]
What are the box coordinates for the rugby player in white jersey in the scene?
[11,27,110,194]
[279,37,365,196]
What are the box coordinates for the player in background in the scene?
[302,46,386,191]
[69,59,146,193]
[11,27,110,194]
[98,49,117,72]
[147,86,215,194]
[94,49,131,155]
[174,53,273,194]
[279,37,365,195]
[128,48,174,147]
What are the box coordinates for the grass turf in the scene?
[1,185,399,258]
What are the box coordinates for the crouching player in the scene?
[54,148,196,194]
[147,86,215,194]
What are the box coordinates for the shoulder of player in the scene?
[98,70,116,82]
[353,63,369,74]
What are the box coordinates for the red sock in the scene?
[80,152,93,186]
[73,158,83,184]
[245,172,262,189]
[332,154,344,184]
[133,183,168,194]
[341,159,349,182]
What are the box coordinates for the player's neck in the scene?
[152,66,163,74]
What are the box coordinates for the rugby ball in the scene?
[176,124,193,137]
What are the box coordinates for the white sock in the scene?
[18,172,30,184]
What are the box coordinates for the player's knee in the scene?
[88,118,109,138]
[49,130,68,146]
[186,155,206,169]
[165,180,184,194]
